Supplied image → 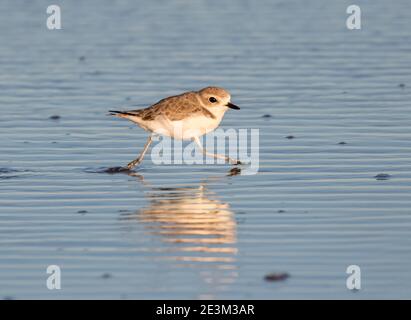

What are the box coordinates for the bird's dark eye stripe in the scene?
[209,97,217,103]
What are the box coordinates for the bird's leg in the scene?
[126,135,153,169]
[193,136,241,165]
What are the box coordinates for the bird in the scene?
[109,86,241,169]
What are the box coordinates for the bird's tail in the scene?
[109,110,135,116]
[109,110,148,131]
[108,110,143,121]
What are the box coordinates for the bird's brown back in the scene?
[124,92,216,121]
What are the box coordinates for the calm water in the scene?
[1,0,411,299]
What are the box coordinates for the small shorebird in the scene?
[110,87,241,169]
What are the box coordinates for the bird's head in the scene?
[198,87,240,110]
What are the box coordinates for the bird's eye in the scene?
[209,97,217,103]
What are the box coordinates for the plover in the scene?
[110,87,241,169]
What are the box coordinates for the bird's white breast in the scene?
[147,112,225,140]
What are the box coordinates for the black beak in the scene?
[226,102,240,110]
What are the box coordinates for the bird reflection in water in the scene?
[119,168,240,292]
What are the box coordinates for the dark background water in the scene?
[0,0,411,299]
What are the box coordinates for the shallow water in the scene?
[1,0,411,299]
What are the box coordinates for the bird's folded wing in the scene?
[128,93,215,121]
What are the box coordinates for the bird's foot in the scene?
[126,158,142,170]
